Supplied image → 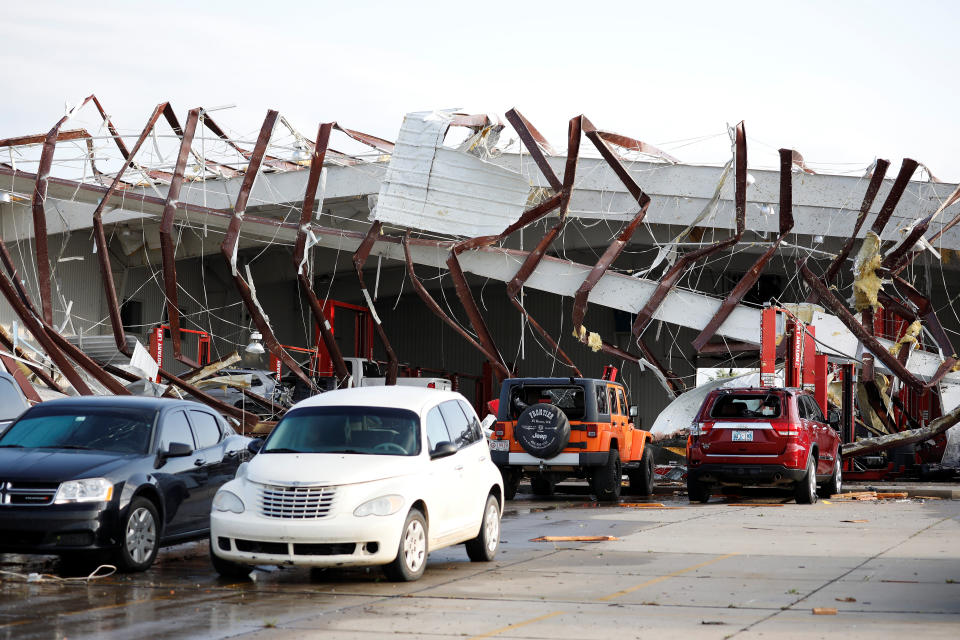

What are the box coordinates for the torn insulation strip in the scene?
[852,231,885,312]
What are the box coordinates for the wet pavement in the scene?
[1,484,958,639]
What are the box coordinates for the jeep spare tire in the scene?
[515,403,571,459]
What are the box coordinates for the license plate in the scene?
[488,439,509,451]
[732,430,753,442]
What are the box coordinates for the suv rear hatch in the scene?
[696,391,788,456]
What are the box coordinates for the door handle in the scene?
[194,458,206,466]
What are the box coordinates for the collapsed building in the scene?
[1,96,960,475]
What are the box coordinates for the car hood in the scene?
[246,453,421,486]
[0,448,134,482]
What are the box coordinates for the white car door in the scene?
[437,400,487,535]
[424,405,461,543]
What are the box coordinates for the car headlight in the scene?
[213,490,245,514]
[54,478,113,504]
[353,494,405,517]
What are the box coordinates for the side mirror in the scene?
[247,438,264,454]
[629,405,639,418]
[827,410,842,429]
[430,441,457,460]
[156,441,193,467]
[165,441,193,457]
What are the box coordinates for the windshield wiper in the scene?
[325,449,367,455]
[0,444,23,448]
[263,447,304,454]
[57,445,92,450]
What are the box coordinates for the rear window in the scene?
[509,385,585,420]
[709,393,782,419]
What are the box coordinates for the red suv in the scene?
[686,388,842,504]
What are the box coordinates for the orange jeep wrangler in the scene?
[488,377,654,501]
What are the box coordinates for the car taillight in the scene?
[586,424,597,437]
[690,422,709,436]
[775,428,799,436]
[494,422,505,437]
[427,382,436,389]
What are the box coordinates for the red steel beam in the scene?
[692,148,796,352]
[219,110,315,391]
[869,158,919,236]
[501,115,583,375]
[0,254,93,394]
[632,121,748,339]
[504,108,562,191]
[159,108,201,367]
[0,128,92,148]
[821,159,890,286]
[293,122,351,388]
[92,102,169,357]
[885,183,960,275]
[0,349,42,403]
[798,258,955,391]
[0,327,63,393]
[32,95,99,324]
[402,236,511,379]
[570,117,683,391]
[352,221,399,385]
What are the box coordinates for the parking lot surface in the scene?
[1,486,958,639]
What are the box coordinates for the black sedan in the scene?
[0,396,251,571]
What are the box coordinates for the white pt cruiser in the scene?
[209,386,504,581]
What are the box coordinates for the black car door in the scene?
[154,409,207,536]
[186,410,236,532]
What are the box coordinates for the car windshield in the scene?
[710,393,782,419]
[509,385,585,420]
[263,406,420,456]
[0,405,157,454]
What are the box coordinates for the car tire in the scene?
[795,455,819,504]
[514,403,571,459]
[687,478,711,503]
[530,473,555,496]
[209,536,252,580]
[383,508,428,582]
[466,494,500,562]
[628,448,656,495]
[114,497,159,572]
[819,455,842,498]
[591,449,622,502]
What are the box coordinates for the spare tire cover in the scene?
[515,403,571,459]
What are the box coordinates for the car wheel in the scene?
[209,535,252,580]
[466,494,500,562]
[628,448,656,495]
[530,473,555,496]
[795,455,819,504]
[819,455,842,498]
[687,477,711,503]
[114,497,159,572]
[591,449,622,502]
[383,508,428,582]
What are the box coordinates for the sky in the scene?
[3,0,960,179]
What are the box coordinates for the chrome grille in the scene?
[0,481,59,506]
[257,483,336,519]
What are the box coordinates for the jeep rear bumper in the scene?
[687,463,806,487]
[492,451,609,467]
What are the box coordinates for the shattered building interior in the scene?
[2,96,960,475]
